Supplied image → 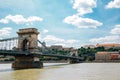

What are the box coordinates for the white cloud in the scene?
[90,24,120,44]
[0,14,43,24]
[43,35,65,43]
[110,24,120,34]
[0,27,12,36]
[64,0,102,29]
[66,39,79,44]
[38,35,80,47]
[53,43,66,47]
[90,35,120,43]
[72,0,97,16]
[63,15,102,28]
[43,29,49,33]
[0,19,9,24]
[106,0,120,9]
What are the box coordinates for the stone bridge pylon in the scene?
[12,28,43,69]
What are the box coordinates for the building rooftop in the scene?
[96,43,120,47]
[96,51,119,54]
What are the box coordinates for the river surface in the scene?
[0,63,120,80]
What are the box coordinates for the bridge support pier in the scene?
[67,58,79,64]
[12,28,43,69]
[12,56,43,69]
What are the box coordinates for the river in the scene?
[0,63,120,80]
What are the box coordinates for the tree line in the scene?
[78,46,120,61]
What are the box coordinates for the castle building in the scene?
[96,43,120,49]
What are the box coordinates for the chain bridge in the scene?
[0,28,81,69]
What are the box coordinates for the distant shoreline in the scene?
[0,60,120,64]
[83,60,120,63]
[0,61,13,64]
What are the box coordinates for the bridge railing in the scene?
[0,37,18,50]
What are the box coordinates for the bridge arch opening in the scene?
[22,39,29,51]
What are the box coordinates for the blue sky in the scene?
[0,0,120,48]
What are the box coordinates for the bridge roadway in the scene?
[0,50,81,60]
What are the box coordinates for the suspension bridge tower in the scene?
[12,28,43,69]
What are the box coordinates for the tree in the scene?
[95,46,105,51]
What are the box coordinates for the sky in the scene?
[0,0,120,48]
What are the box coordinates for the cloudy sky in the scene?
[0,0,120,48]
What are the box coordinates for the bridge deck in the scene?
[0,50,81,60]
[0,37,81,60]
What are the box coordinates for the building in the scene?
[95,51,120,61]
[83,45,96,48]
[49,45,63,50]
[49,45,78,56]
[111,53,120,60]
[62,47,71,51]
[70,49,78,56]
[95,52,111,60]
[38,45,79,57]
[96,43,120,49]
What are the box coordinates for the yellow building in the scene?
[95,52,120,61]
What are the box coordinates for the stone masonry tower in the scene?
[12,28,43,69]
[17,28,39,52]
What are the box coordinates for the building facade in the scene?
[95,51,120,61]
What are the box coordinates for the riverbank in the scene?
[83,60,120,63]
[42,60,68,63]
[0,61,13,64]
[0,60,120,64]
[0,60,68,64]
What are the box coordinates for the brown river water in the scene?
[0,63,120,80]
